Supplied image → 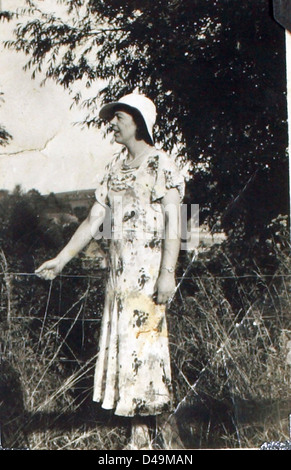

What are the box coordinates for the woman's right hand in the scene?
[35,257,64,281]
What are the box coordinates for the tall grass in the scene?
[0,228,290,449]
[168,227,291,448]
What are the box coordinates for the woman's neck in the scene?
[126,141,152,161]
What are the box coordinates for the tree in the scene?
[0,92,12,146]
[3,0,289,238]
[0,10,13,146]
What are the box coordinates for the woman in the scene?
[36,93,185,449]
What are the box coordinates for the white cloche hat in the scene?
[99,93,156,144]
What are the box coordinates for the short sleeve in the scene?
[95,172,109,207]
[94,153,122,207]
[151,153,185,203]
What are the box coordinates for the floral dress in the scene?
[92,148,185,417]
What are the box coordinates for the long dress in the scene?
[92,148,185,417]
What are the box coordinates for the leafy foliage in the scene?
[3,0,289,237]
[0,92,12,146]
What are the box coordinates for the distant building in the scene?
[0,190,8,200]
[42,189,96,222]
[55,189,95,211]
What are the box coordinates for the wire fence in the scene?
[0,251,290,449]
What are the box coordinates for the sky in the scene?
[0,0,118,195]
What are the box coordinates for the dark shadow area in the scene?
[175,394,291,449]
[0,361,29,449]
[1,359,291,450]
[0,399,131,450]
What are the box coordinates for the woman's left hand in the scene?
[155,272,176,304]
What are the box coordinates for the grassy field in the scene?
[0,223,290,450]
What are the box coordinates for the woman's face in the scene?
[109,110,138,146]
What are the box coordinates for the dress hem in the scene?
[92,398,173,418]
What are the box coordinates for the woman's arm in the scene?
[35,202,106,280]
[156,188,181,304]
